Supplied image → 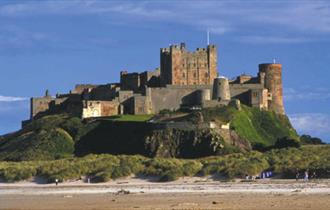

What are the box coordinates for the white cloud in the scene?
[289,113,330,139]
[1,0,330,42]
[239,36,312,44]
[0,95,27,102]
[0,100,29,115]
[0,25,48,49]
[284,87,330,101]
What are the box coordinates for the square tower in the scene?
[160,43,218,86]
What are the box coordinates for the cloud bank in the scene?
[0,0,329,44]
[0,95,27,102]
[284,87,330,101]
[289,113,330,142]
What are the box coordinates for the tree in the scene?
[274,137,301,149]
[300,135,325,145]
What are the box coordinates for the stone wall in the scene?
[82,100,119,118]
[250,89,269,110]
[120,71,140,91]
[30,97,53,119]
[229,83,263,102]
[140,68,161,87]
[86,84,118,101]
[148,85,212,113]
[72,84,98,94]
[120,69,161,92]
[133,95,152,115]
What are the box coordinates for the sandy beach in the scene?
[1,177,330,210]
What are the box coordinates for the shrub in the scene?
[182,160,202,176]
[274,137,301,149]
[93,169,113,182]
[0,145,329,183]
[0,165,37,182]
[159,169,182,182]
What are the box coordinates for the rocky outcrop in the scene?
[144,128,224,158]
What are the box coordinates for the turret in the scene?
[207,45,218,84]
[212,76,230,101]
[258,63,285,114]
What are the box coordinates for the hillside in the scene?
[0,104,298,161]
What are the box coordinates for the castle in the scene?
[26,43,284,124]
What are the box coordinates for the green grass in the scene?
[229,106,298,146]
[200,105,298,147]
[0,145,329,183]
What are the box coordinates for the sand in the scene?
[0,177,329,210]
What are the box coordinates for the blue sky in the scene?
[0,0,329,142]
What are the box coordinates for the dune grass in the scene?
[0,145,328,183]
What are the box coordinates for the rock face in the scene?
[217,128,252,152]
[144,128,224,158]
[74,121,229,158]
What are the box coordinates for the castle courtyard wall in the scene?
[148,85,212,113]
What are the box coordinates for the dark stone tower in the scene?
[258,63,285,114]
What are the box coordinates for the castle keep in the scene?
[27,43,285,123]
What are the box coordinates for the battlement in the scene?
[196,48,207,52]
[73,84,98,94]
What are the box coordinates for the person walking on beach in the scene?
[311,171,317,179]
[55,179,59,186]
[295,171,299,181]
[304,170,309,182]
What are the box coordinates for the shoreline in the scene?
[1,177,330,195]
[1,177,330,210]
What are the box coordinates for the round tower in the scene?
[212,76,230,101]
[258,63,284,114]
[197,89,211,105]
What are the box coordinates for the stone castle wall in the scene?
[82,100,119,118]
[30,97,53,119]
[147,85,212,113]
[73,84,99,94]
[120,69,160,92]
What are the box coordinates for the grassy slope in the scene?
[0,114,154,161]
[0,145,329,182]
[0,114,79,161]
[0,105,298,161]
[202,105,298,146]
[231,106,298,146]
